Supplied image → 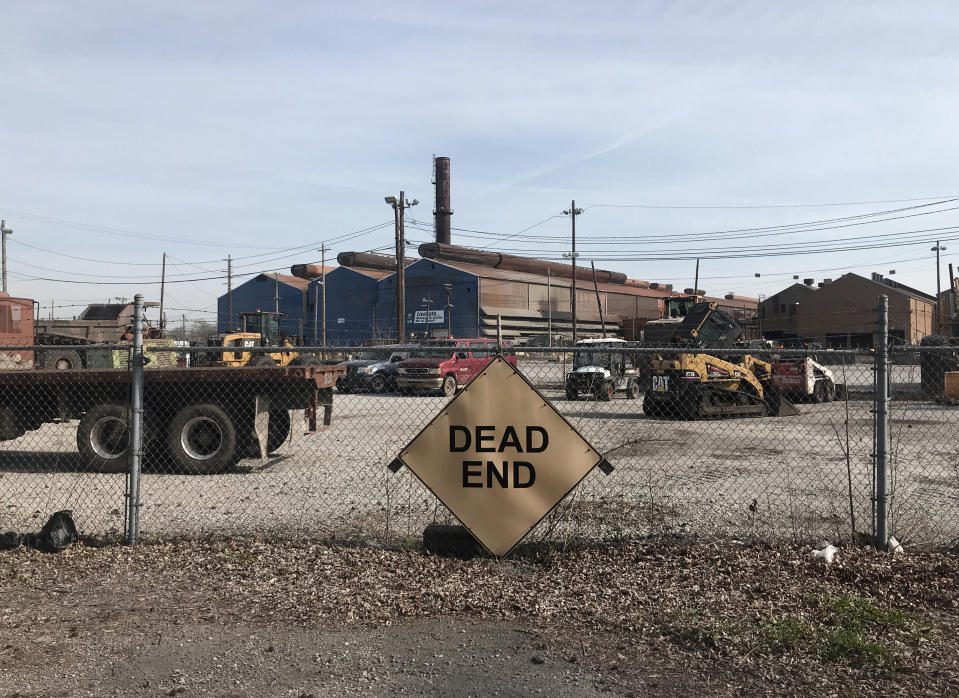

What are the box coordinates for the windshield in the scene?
[574,351,615,369]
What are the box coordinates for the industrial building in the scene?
[216,155,758,345]
[217,273,313,339]
[759,273,936,347]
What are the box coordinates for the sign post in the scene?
[389,356,613,556]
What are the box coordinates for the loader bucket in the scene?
[773,394,801,417]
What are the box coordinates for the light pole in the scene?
[422,296,433,338]
[443,283,453,337]
[385,193,418,341]
[562,202,583,344]
[932,241,947,335]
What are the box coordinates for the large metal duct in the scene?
[418,242,627,285]
[290,264,327,280]
[334,251,414,272]
[434,156,452,245]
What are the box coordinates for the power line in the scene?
[585,194,959,210]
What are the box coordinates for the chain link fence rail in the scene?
[1,309,958,551]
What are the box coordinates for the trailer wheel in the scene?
[77,403,130,473]
[626,379,640,400]
[40,349,83,370]
[167,403,237,474]
[441,375,457,398]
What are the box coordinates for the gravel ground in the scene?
[1,538,957,696]
[0,359,956,547]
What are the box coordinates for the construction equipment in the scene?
[565,338,641,401]
[202,311,312,367]
[0,294,163,369]
[643,301,800,419]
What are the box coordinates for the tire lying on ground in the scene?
[166,403,238,474]
[77,403,131,473]
[248,355,277,367]
[40,349,83,370]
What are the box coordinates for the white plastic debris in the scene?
[812,544,839,564]
[888,536,904,556]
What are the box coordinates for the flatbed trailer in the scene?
[0,364,345,474]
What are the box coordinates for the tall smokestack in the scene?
[434,156,451,244]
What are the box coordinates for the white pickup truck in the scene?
[771,358,836,403]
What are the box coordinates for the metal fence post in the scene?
[875,294,889,549]
[125,293,145,544]
[496,314,502,355]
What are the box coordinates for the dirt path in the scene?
[2,539,957,696]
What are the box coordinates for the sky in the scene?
[1,1,958,326]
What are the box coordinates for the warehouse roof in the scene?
[253,273,311,291]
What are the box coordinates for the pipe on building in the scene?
[418,242,628,285]
[334,252,415,272]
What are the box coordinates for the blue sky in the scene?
[2,1,958,323]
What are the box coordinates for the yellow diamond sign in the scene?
[389,355,612,556]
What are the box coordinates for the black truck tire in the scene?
[442,375,457,398]
[77,403,130,473]
[40,349,83,370]
[565,384,579,401]
[626,379,640,400]
[167,403,238,474]
[370,373,387,393]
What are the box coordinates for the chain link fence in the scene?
[1,306,958,552]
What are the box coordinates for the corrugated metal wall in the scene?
[217,276,306,338]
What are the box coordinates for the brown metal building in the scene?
[759,273,935,347]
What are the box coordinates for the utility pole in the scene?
[273,274,280,313]
[562,201,583,344]
[385,191,418,341]
[181,313,186,337]
[159,252,166,333]
[932,241,947,334]
[226,255,233,331]
[0,220,11,293]
[546,267,552,347]
[321,243,327,346]
[693,258,700,294]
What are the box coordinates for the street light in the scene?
[385,192,418,341]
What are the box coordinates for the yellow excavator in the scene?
[643,301,800,419]
[204,311,306,367]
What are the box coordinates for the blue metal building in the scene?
[305,267,391,345]
[217,273,310,339]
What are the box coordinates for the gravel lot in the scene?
[1,539,957,696]
[0,359,956,547]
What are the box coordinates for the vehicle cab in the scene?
[336,344,411,393]
[565,337,640,401]
[396,338,516,397]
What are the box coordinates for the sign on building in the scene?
[389,356,613,556]
[413,309,444,324]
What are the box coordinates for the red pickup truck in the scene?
[396,339,517,397]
